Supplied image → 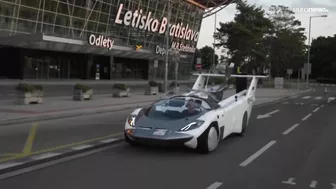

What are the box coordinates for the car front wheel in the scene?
[197,125,219,154]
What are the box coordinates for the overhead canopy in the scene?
[186,0,233,9]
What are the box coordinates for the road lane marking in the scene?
[282,177,296,185]
[206,182,222,189]
[328,97,335,101]
[100,138,118,143]
[313,108,320,112]
[72,145,93,150]
[31,153,60,160]
[0,132,123,163]
[315,96,322,100]
[321,105,324,108]
[302,113,312,121]
[239,140,276,167]
[23,123,38,156]
[302,96,311,99]
[0,162,23,170]
[282,124,300,135]
[309,180,317,188]
[0,145,119,180]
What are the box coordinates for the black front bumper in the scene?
[125,131,193,147]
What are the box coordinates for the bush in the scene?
[149,81,158,87]
[113,83,128,90]
[316,77,336,84]
[169,81,179,87]
[74,84,92,92]
[15,83,43,92]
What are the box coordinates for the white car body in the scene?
[124,73,267,153]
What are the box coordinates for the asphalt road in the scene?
[0,86,336,189]
[0,109,130,155]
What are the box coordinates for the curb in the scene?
[0,137,124,178]
[253,88,312,108]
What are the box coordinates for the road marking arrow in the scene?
[331,183,336,189]
[282,177,296,185]
[257,109,280,119]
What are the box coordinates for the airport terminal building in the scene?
[0,0,225,80]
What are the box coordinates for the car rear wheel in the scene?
[197,125,219,154]
[238,112,248,136]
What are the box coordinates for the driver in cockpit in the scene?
[183,99,199,116]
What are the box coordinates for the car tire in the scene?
[197,125,219,154]
[238,112,248,136]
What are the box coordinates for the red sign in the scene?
[196,64,202,69]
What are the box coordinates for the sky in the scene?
[197,0,336,55]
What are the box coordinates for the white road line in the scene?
[71,145,93,150]
[302,96,311,99]
[302,113,312,121]
[100,138,118,143]
[282,177,296,185]
[309,180,317,188]
[282,124,300,135]
[313,108,320,112]
[315,96,322,100]
[206,182,222,189]
[31,153,60,160]
[239,140,276,167]
[328,97,335,101]
[321,105,324,108]
[0,162,23,170]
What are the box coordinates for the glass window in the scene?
[44,0,58,12]
[16,19,35,33]
[20,0,40,8]
[0,2,15,17]
[18,6,38,21]
[0,16,12,30]
[55,14,69,27]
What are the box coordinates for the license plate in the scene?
[153,129,167,136]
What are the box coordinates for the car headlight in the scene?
[127,115,137,127]
[180,120,205,131]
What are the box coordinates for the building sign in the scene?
[88,34,114,50]
[170,42,196,53]
[155,45,166,56]
[115,4,199,42]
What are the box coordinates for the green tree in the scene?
[214,0,273,73]
[266,5,306,77]
[310,34,336,80]
[194,46,219,70]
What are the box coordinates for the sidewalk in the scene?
[0,88,307,126]
[0,79,194,85]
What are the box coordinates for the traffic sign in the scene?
[196,64,202,69]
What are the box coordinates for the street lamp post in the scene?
[306,14,327,87]
[164,0,171,92]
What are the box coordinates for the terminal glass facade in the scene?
[0,0,204,80]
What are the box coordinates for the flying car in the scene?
[124,73,267,153]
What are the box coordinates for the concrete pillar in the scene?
[109,56,114,80]
[87,54,93,79]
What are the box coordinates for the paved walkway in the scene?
[0,88,307,125]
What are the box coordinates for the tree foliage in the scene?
[213,1,307,77]
[193,46,219,70]
[310,34,336,80]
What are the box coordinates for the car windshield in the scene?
[145,98,205,120]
